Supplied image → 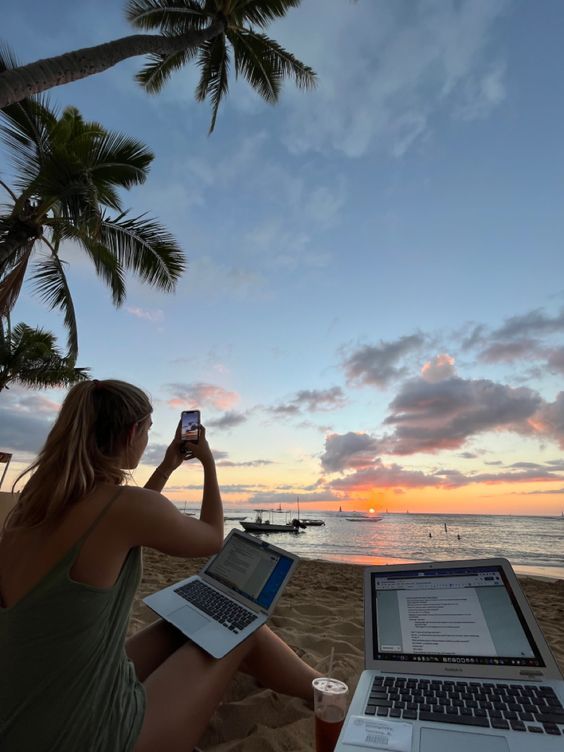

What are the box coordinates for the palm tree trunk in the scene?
[0,20,225,109]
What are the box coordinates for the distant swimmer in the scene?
[444,523,448,533]
[457,534,461,540]
[429,532,432,538]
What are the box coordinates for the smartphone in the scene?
[181,409,200,447]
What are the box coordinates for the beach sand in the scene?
[129,549,564,751]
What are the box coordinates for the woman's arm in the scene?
[123,425,224,557]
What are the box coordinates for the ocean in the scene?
[217,511,564,579]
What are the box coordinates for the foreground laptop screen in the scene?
[205,534,294,609]
[371,565,544,667]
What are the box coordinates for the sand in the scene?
[129,549,564,751]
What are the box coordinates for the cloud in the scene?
[384,376,542,454]
[343,334,425,389]
[207,411,248,430]
[216,458,274,468]
[125,306,165,323]
[455,62,507,120]
[533,392,564,448]
[421,354,456,383]
[326,458,564,496]
[269,387,346,417]
[0,389,59,454]
[273,0,509,158]
[185,257,269,301]
[491,307,564,340]
[546,348,564,374]
[478,338,539,363]
[247,490,340,505]
[165,382,239,411]
[321,432,385,472]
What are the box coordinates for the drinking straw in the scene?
[328,646,335,677]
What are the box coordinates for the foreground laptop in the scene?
[144,529,297,658]
[336,558,563,752]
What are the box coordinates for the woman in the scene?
[0,379,320,752]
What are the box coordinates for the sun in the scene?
[369,508,375,514]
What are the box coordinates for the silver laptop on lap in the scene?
[336,558,563,752]
[144,529,298,659]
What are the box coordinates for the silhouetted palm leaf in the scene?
[128,0,316,132]
[0,318,89,392]
[29,252,78,358]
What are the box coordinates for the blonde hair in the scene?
[4,379,152,531]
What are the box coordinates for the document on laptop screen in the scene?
[207,536,278,599]
[396,587,496,655]
[372,566,541,666]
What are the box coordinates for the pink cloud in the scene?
[166,382,239,411]
[421,353,456,383]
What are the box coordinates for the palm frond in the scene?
[0,244,33,316]
[126,0,210,32]
[3,322,89,389]
[56,223,127,306]
[0,46,57,189]
[85,131,154,188]
[235,0,302,29]
[136,45,199,93]
[230,29,316,96]
[195,36,230,133]
[29,249,79,359]
[227,28,280,103]
[99,211,186,293]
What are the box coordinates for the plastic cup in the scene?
[312,677,349,752]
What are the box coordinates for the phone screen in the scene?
[181,410,200,444]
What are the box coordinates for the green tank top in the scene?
[0,488,146,752]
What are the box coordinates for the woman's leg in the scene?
[240,625,321,701]
[133,625,319,752]
[126,619,187,682]
[133,630,258,752]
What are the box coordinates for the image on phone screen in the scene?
[181,410,200,444]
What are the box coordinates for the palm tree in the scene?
[0,315,89,394]
[0,0,316,133]
[0,51,185,359]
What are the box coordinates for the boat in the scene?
[300,518,325,527]
[241,509,304,533]
[224,516,247,521]
[345,516,383,522]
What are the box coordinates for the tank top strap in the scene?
[74,486,124,549]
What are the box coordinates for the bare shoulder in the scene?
[114,486,221,558]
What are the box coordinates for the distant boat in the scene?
[224,516,247,521]
[345,516,383,522]
[300,518,325,527]
[241,509,304,534]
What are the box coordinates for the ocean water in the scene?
[218,512,564,579]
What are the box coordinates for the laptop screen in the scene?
[370,565,544,668]
[205,533,294,609]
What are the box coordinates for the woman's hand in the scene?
[182,424,214,466]
[161,422,213,472]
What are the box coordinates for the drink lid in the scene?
[312,678,348,694]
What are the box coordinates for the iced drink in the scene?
[312,678,349,752]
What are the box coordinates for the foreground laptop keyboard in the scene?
[365,677,563,736]
[174,580,257,632]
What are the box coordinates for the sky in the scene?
[2,0,564,516]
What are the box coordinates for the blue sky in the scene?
[2,0,564,515]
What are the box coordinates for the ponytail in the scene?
[4,379,152,531]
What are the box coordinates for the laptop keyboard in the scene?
[365,676,563,736]
[174,580,257,632]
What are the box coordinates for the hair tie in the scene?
[92,379,102,391]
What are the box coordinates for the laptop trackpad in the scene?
[420,728,509,752]
[169,606,210,634]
